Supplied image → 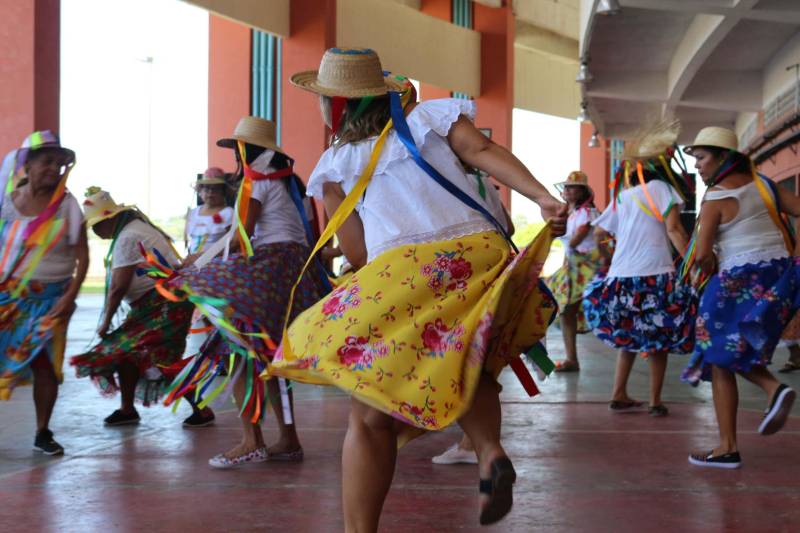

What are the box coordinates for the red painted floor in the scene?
[1,295,799,532]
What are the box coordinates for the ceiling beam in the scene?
[618,0,800,25]
[515,21,579,64]
[180,0,290,36]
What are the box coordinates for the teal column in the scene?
[251,29,282,143]
[452,0,473,100]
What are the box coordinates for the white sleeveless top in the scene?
[705,180,788,271]
[307,99,506,261]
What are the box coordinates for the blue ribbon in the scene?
[388,92,518,253]
[287,175,333,292]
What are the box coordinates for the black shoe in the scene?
[688,450,741,469]
[478,457,517,525]
[33,429,64,456]
[183,410,215,428]
[104,409,141,426]
[649,404,669,417]
[759,384,796,435]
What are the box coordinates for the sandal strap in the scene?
[479,478,493,494]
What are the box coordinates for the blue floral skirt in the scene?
[683,257,793,385]
[583,272,696,354]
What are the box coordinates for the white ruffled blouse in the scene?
[307,99,506,261]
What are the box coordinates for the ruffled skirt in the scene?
[583,272,696,354]
[684,257,794,385]
[70,290,193,406]
[267,229,557,434]
[0,279,69,400]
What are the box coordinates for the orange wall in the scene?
[756,141,800,187]
[580,122,610,209]
[0,0,60,152]
[207,15,251,170]
[281,0,337,181]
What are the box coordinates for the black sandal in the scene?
[478,457,517,525]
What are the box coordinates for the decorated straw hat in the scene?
[290,48,407,98]
[683,126,739,155]
[217,116,285,154]
[196,166,227,186]
[82,186,136,227]
[9,131,76,179]
[623,119,680,161]
[555,170,592,192]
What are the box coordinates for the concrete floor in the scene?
[1,295,799,532]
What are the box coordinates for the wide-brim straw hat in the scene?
[684,126,739,155]
[555,170,592,192]
[82,187,136,227]
[217,117,285,154]
[622,119,680,161]
[290,48,407,98]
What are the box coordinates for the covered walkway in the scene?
[1,296,798,532]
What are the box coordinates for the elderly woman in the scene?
[0,131,89,455]
[70,188,195,426]
[184,167,234,255]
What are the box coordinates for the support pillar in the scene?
[580,122,610,209]
[419,0,452,100]
[207,14,251,169]
[0,0,60,151]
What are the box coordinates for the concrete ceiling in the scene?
[581,0,800,142]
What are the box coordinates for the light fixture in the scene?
[588,131,600,148]
[577,102,589,123]
[596,0,621,15]
[576,62,593,83]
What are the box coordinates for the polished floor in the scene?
[1,295,798,532]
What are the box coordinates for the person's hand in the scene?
[97,317,112,338]
[538,196,568,237]
[45,294,77,323]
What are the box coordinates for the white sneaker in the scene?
[208,446,268,469]
[432,443,478,465]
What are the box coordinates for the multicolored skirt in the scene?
[70,289,193,406]
[267,229,557,437]
[545,249,604,333]
[0,279,69,400]
[583,272,696,355]
[683,257,794,385]
[162,242,328,415]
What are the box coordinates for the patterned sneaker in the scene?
[208,447,268,469]
[104,409,141,426]
[759,384,796,435]
[33,429,64,456]
[688,451,741,469]
[432,443,478,465]
[183,410,215,428]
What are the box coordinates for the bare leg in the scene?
[31,353,58,431]
[610,350,637,402]
[342,399,397,533]
[740,365,780,400]
[265,377,302,454]
[560,303,579,366]
[647,351,668,407]
[458,433,475,452]
[117,360,139,414]
[709,365,738,455]
[222,364,265,458]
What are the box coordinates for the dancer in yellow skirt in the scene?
[267,48,567,530]
[546,171,605,372]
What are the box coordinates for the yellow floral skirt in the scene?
[267,228,556,434]
[545,249,603,333]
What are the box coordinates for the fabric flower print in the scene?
[322,283,362,320]
[420,249,473,297]
[337,334,389,370]
[420,318,466,358]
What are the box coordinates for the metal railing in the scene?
[764,81,800,130]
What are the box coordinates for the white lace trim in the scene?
[719,246,789,271]
[367,219,496,261]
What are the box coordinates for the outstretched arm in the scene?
[447,116,567,235]
[322,182,367,269]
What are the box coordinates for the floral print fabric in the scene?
[70,290,193,406]
[583,272,696,354]
[683,257,795,385]
[546,248,605,333]
[268,229,556,434]
[0,279,69,400]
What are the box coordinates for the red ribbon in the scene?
[509,357,540,397]
[330,97,347,135]
[243,166,294,182]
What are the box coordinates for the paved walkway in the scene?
[1,295,798,532]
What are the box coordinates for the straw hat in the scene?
[196,166,227,186]
[555,170,592,192]
[290,48,407,98]
[82,186,136,227]
[623,119,680,161]
[684,126,739,155]
[217,117,285,154]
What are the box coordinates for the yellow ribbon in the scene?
[752,165,794,253]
